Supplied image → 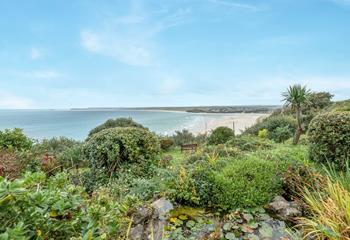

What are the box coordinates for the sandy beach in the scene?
[190,113,269,135]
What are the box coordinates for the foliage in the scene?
[207,126,234,145]
[298,178,350,240]
[0,172,132,239]
[0,128,32,151]
[326,99,350,112]
[203,144,240,159]
[210,158,284,209]
[282,84,311,110]
[160,138,174,151]
[258,129,268,139]
[88,117,146,137]
[269,125,293,143]
[281,84,311,145]
[34,137,86,169]
[226,135,273,152]
[166,144,305,210]
[84,127,160,174]
[324,162,350,192]
[244,115,296,143]
[171,129,196,146]
[283,163,325,200]
[305,91,333,111]
[0,150,23,179]
[308,111,350,170]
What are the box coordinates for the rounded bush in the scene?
[308,112,350,169]
[84,127,160,173]
[208,126,234,145]
[160,138,174,151]
[0,128,32,151]
[211,158,282,209]
[88,117,146,137]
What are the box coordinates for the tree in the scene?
[282,84,310,145]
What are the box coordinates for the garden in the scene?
[0,85,349,240]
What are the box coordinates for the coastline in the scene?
[188,113,269,135]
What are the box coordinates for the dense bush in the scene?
[211,158,283,209]
[0,150,23,179]
[171,129,196,146]
[160,138,174,151]
[84,127,160,174]
[244,115,296,142]
[226,135,273,151]
[167,145,305,210]
[207,126,234,145]
[308,112,350,170]
[269,126,293,143]
[88,117,146,137]
[34,137,86,168]
[0,128,32,151]
[0,172,132,239]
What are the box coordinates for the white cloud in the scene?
[80,2,192,66]
[30,47,44,60]
[81,30,154,66]
[0,92,34,109]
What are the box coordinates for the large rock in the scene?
[130,224,143,240]
[151,198,174,220]
[133,206,153,225]
[129,198,174,240]
[267,196,302,221]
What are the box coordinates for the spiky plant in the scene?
[297,177,350,240]
[282,84,310,144]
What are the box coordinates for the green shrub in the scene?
[166,144,305,210]
[202,144,240,158]
[258,129,268,138]
[171,129,196,146]
[226,135,273,151]
[211,158,283,209]
[34,137,86,168]
[0,172,129,239]
[160,138,174,151]
[84,127,160,174]
[308,112,350,170]
[244,115,296,142]
[207,126,234,145]
[0,128,32,151]
[88,117,146,137]
[269,125,293,143]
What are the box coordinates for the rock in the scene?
[267,196,302,221]
[151,198,174,220]
[133,206,153,225]
[130,224,144,240]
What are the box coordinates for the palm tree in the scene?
[282,84,310,145]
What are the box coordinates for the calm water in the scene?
[0,110,226,140]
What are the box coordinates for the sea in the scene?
[0,109,230,140]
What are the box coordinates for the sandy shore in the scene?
[190,113,269,135]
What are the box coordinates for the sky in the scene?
[0,0,349,109]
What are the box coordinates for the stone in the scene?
[151,198,174,220]
[267,196,302,221]
[133,206,153,225]
[130,224,144,240]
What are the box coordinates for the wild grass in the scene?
[298,163,350,239]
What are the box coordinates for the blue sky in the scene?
[0,0,349,108]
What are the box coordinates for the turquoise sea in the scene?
[0,109,228,140]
